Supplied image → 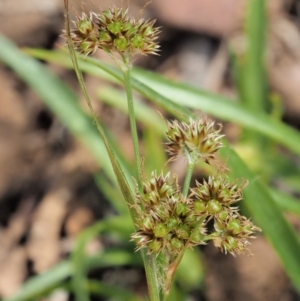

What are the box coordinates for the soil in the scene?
[0,0,300,300]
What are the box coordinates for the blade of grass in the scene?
[25,48,192,121]
[0,37,114,180]
[232,0,268,145]
[4,249,140,301]
[234,0,268,112]
[24,48,300,158]
[269,189,300,216]
[143,128,167,174]
[87,280,144,301]
[71,217,134,301]
[219,146,300,294]
[176,249,204,291]
[98,87,166,134]
[94,170,129,215]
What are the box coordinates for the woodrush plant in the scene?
[63,1,260,300]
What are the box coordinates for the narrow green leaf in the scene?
[270,189,300,216]
[71,217,134,301]
[94,171,129,215]
[87,280,144,301]
[4,249,139,301]
[0,37,116,180]
[24,48,300,157]
[143,128,167,175]
[98,87,166,134]
[235,0,268,112]
[219,146,300,294]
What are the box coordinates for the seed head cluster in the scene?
[69,7,160,57]
[132,118,261,257]
[132,172,260,257]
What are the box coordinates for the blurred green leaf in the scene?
[270,189,300,216]
[176,249,204,291]
[98,86,166,134]
[94,170,129,215]
[0,36,115,180]
[234,0,268,113]
[4,249,140,301]
[25,48,300,157]
[87,280,144,301]
[71,217,134,301]
[219,146,300,294]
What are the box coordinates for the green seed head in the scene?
[114,36,128,51]
[175,202,188,217]
[107,21,123,35]
[190,230,205,244]
[99,31,112,42]
[141,216,153,230]
[153,223,168,238]
[167,217,179,230]
[78,18,94,35]
[79,40,97,55]
[171,237,184,250]
[227,219,242,235]
[176,224,190,240]
[193,200,206,214]
[131,34,144,49]
[148,239,163,253]
[207,199,222,214]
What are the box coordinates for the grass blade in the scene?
[24,48,300,157]
[219,146,300,294]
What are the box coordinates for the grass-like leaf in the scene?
[4,249,140,301]
[25,48,300,157]
[219,146,300,294]
[234,0,268,112]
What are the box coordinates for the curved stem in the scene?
[182,150,195,197]
[122,57,143,197]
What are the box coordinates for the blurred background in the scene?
[1,0,300,300]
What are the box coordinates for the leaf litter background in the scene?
[1,0,300,300]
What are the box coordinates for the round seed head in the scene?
[165,118,224,163]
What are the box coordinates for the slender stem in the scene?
[182,150,195,197]
[122,57,143,196]
[141,250,161,301]
[121,57,160,300]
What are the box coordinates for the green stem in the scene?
[141,251,161,301]
[121,57,159,300]
[182,151,195,197]
[122,57,143,196]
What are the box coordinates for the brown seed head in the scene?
[165,118,224,164]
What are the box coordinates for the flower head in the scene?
[190,175,247,220]
[212,213,261,255]
[132,172,207,256]
[67,7,160,58]
[165,118,224,164]
[69,12,99,55]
